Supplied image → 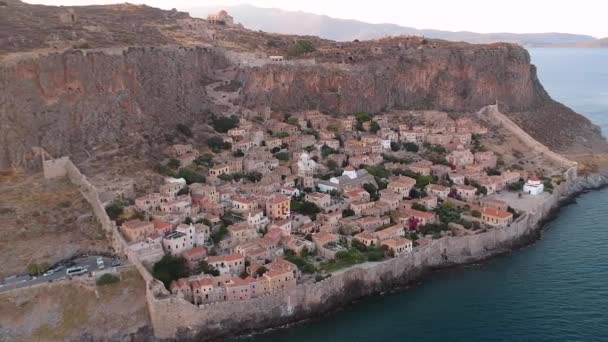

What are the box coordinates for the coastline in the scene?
[225,172,608,342]
[145,170,608,342]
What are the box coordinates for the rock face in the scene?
[1,1,606,168]
[236,44,607,154]
[0,46,228,167]
[238,44,542,113]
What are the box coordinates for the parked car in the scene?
[66,266,87,276]
[111,259,121,267]
[96,257,105,270]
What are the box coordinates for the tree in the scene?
[198,260,220,276]
[416,175,434,188]
[289,39,315,56]
[167,158,180,170]
[287,117,300,127]
[211,225,229,244]
[211,115,239,133]
[321,144,337,158]
[177,169,206,184]
[105,202,124,220]
[207,136,230,153]
[471,210,482,218]
[96,273,120,286]
[27,262,49,276]
[369,120,380,133]
[351,239,367,252]
[176,124,192,137]
[233,150,245,157]
[363,183,379,201]
[255,266,268,277]
[291,200,321,219]
[194,153,214,167]
[327,159,339,171]
[246,172,263,183]
[275,151,290,161]
[218,173,233,182]
[404,142,419,153]
[177,186,190,196]
[153,255,189,288]
[342,208,355,217]
[411,203,427,212]
[365,165,391,179]
[390,141,401,152]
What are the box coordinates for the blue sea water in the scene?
[244,49,608,342]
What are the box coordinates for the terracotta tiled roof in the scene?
[207,253,244,263]
[481,207,513,219]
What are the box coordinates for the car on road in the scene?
[43,269,55,277]
[66,266,88,276]
[96,257,105,269]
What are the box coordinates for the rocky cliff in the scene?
[1,0,606,168]
[236,42,607,154]
[0,46,228,167]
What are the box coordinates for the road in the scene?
[0,256,121,293]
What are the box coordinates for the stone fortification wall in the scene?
[148,173,576,340]
[61,159,154,284]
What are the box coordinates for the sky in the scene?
[26,0,608,38]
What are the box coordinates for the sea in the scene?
[243,48,608,342]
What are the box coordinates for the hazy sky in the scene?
[27,0,608,38]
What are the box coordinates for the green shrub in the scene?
[176,124,192,137]
[153,255,189,289]
[96,273,120,286]
[105,202,124,220]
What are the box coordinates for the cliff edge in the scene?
[0,1,606,168]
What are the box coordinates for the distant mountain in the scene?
[569,37,608,48]
[188,4,599,47]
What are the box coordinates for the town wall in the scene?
[42,156,69,179]
[148,174,576,340]
[61,159,155,284]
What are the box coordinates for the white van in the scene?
[96,257,105,270]
[66,266,87,276]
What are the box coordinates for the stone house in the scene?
[182,246,207,270]
[403,209,437,226]
[453,184,477,202]
[474,151,497,169]
[121,219,154,242]
[354,230,379,247]
[425,184,451,200]
[480,207,513,227]
[374,224,405,241]
[206,253,246,276]
[387,176,416,199]
[447,149,474,168]
[266,194,291,220]
[381,236,413,256]
[305,192,332,211]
